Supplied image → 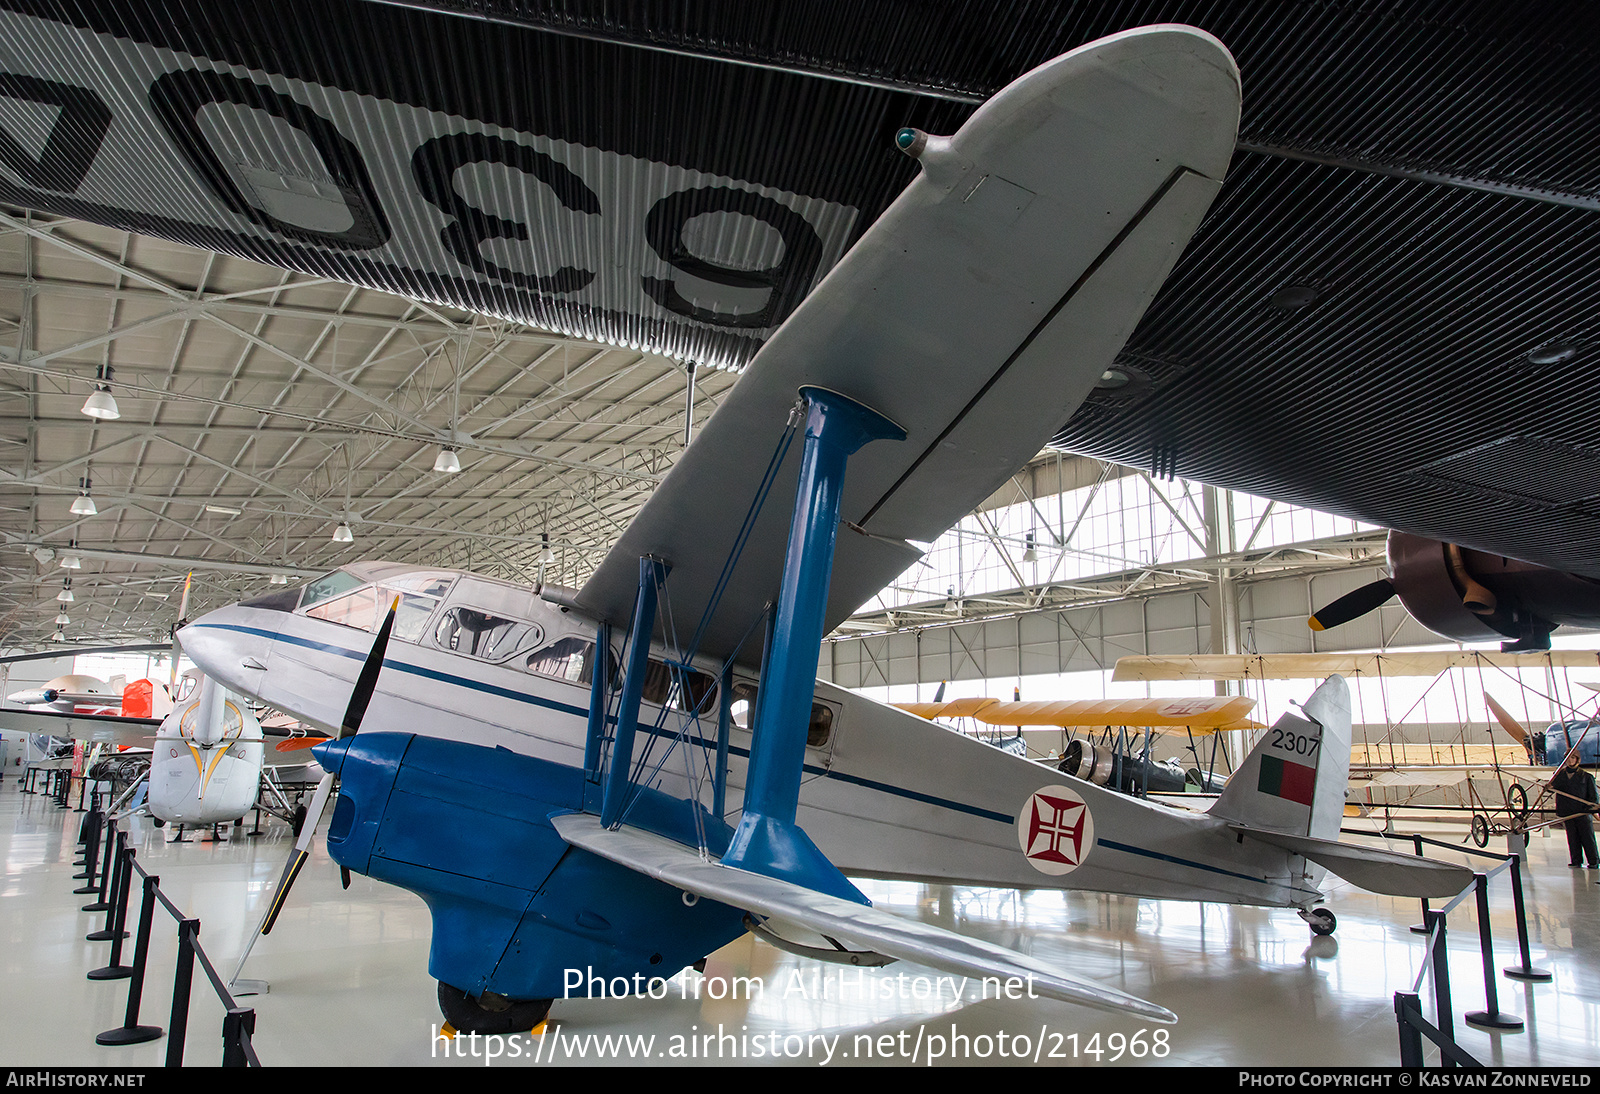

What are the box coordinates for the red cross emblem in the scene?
[1017,785,1095,876]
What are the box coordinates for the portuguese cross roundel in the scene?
[1017,784,1095,876]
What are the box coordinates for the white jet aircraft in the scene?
[179,26,1471,1036]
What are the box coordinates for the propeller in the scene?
[170,572,192,692]
[932,680,946,703]
[1308,578,1396,632]
[255,599,397,934]
[276,597,399,753]
[1483,693,1529,747]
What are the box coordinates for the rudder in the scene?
[1210,675,1350,840]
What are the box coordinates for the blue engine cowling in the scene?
[311,732,745,1001]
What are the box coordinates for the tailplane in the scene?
[1211,675,1351,840]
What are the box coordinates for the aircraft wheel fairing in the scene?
[437,982,551,1035]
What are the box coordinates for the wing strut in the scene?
[720,387,903,902]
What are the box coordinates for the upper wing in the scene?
[553,813,1174,1023]
[899,695,1256,730]
[576,28,1240,663]
[1114,650,1600,682]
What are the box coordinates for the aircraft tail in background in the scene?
[1210,675,1351,841]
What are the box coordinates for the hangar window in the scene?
[435,607,543,662]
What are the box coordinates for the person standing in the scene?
[1550,754,1599,869]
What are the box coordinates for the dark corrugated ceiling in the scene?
[1,0,1596,574]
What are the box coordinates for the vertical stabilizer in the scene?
[1211,675,1351,839]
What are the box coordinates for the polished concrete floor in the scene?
[3,776,1596,1068]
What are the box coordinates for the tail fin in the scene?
[1210,675,1351,840]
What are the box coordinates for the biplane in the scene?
[179,28,1471,1035]
[1115,649,1600,845]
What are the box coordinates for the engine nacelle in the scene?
[1388,531,1600,651]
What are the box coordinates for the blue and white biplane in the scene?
[179,27,1471,1034]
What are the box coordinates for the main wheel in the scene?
[1470,813,1490,848]
[1307,908,1337,936]
[290,804,307,837]
[437,981,552,1035]
[1508,783,1530,825]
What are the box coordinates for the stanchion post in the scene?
[96,872,163,1046]
[1395,992,1425,1067]
[221,1008,256,1067]
[82,817,116,912]
[87,829,129,941]
[1503,853,1552,982]
[1464,872,1522,1030]
[75,808,102,892]
[1427,909,1455,1064]
[164,918,199,1067]
[89,847,138,980]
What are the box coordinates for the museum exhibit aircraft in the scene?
[6,672,125,713]
[1115,650,1600,841]
[1307,531,1600,652]
[176,29,1471,1035]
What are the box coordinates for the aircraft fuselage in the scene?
[181,565,1324,911]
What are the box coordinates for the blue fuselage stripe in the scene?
[193,620,1296,895]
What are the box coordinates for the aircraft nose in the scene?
[178,604,280,695]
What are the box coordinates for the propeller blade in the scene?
[1484,693,1529,747]
[260,772,335,935]
[1308,579,1396,631]
[933,680,946,703]
[274,736,325,753]
[338,597,398,738]
[170,572,193,690]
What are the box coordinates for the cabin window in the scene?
[435,607,543,662]
[729,681,834,747]
[638,659,718,714]
[526,636,597,685]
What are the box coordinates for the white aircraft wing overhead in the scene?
[0,708,159,747]
[552,813,1174,1023]
[576,27,1240,664]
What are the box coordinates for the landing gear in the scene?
[1507,783,1529,826]
[291,804,307,837]
[1300,907,1337,936]
[1470,813,1490,848]
[436,981,552,1035]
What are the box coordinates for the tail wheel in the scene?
[1307,908,1337,937]
[437,981,552,1035]
[1470,813,1490,848]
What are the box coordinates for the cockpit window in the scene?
[305,587,380,631]
[435,607,544,662]
[298,570,364,611]
[375,586,444,644]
